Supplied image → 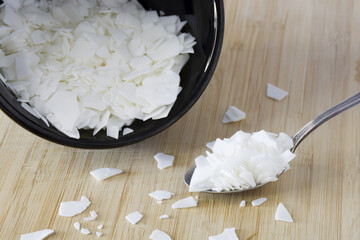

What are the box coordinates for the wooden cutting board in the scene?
[0,0,359,239]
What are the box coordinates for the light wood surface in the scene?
[1,0,360,239]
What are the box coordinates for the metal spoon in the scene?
[184,92,360,193]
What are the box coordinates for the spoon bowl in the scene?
[184,92,360,193]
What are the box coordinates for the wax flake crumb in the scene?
[157,200,163,205]
[149,190,175,201]
[195,195,199,200]
[159,214,169,219]
[90,168,123,181]
[275,203,293,223]
[20,229,54,240]
[97,225,103,230]
[208,228,239,240]
[59,196,91,217]
[126,211,143,225]
[74,222,80,230]
[206,141,216,149]
[83,210,98,221]
[96,232,103,237]
[222,106,246,124]
[172,196,198,209]
[251,198,267,206]
[149,229,172,240]
[80,228,91,235]
[267,83,288,101]
[123,127,134,135]
[154,153,174,169]
[239,200,246,207]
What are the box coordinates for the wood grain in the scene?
[0,0,359,239]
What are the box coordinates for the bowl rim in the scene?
[0,0,225,149]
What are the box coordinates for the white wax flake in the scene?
[0,0,196,139]
[195,195,199,200]
[275,203,293,223]
[206,141,216,149]
[222,106,246,124]
[97,224,104,230]
[80,228,91,235]
[251,198,267,206]
[154,153,175,169]
[189,130,296,192]
[59,196,91,217]
[83,210,98,221]
[171,196,198,209]
[157,200,163,205]
[149,229,172,240]
[74,222,80,230]
[126,211,143,225]
[96,231,103,237]
[123,127,134,135]
[159,214,169,219]
[267,83,288,101]
[149,190,175,201]
[209,228,239,240]
[20,229,54,240]
[239,200,246,207]
[90,168,123,181]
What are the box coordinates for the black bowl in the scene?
[0,0,224,148]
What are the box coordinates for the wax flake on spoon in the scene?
[239,200,246,207]
[149,229,172,240]
[20,229,54,240]
[154,153,174,169]
[80,228,91,235]
[251,198,267,206]
[275,203,293,223]
[159,214,169,219]
[59,196,91,217]
[222,106,246,124]
[83,210,98,221]
[126,211,143,225]
[149,190,175,201]
[172,196,198,209]
[74,222,80,230]
[123,127,133,135]
[267,83,288,101]
[208,228,239,240]
[90,168,123,181]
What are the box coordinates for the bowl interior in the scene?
[0,0,224,148]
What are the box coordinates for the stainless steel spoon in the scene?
[184,92,360,193]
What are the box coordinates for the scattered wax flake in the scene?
[159,214,169,219]
[97,224,104,229]
[90,168,123,181]
[123,127,134,135]
[59,196,91,217]
[81,196,90,203]
[96,231,103,237]
[239,200,246,207]
[157,200,163,205]
[74,222,80,230]
[126,211,143,225]
[20,229,54,240]
[267,83,288,101]
[251,198,267,206]
[171,196,198,209]
[222,106,246,124]
[208,228,239,240]
[206,141,216,149]
[154,153,174,169]
[83,210,98,221]
[80,228,91,235]
[195,196,199,200]
[275,203,293,223]
[149,229,172,240]
[149,190,175,201]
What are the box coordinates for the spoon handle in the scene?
[291,92,360,152]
